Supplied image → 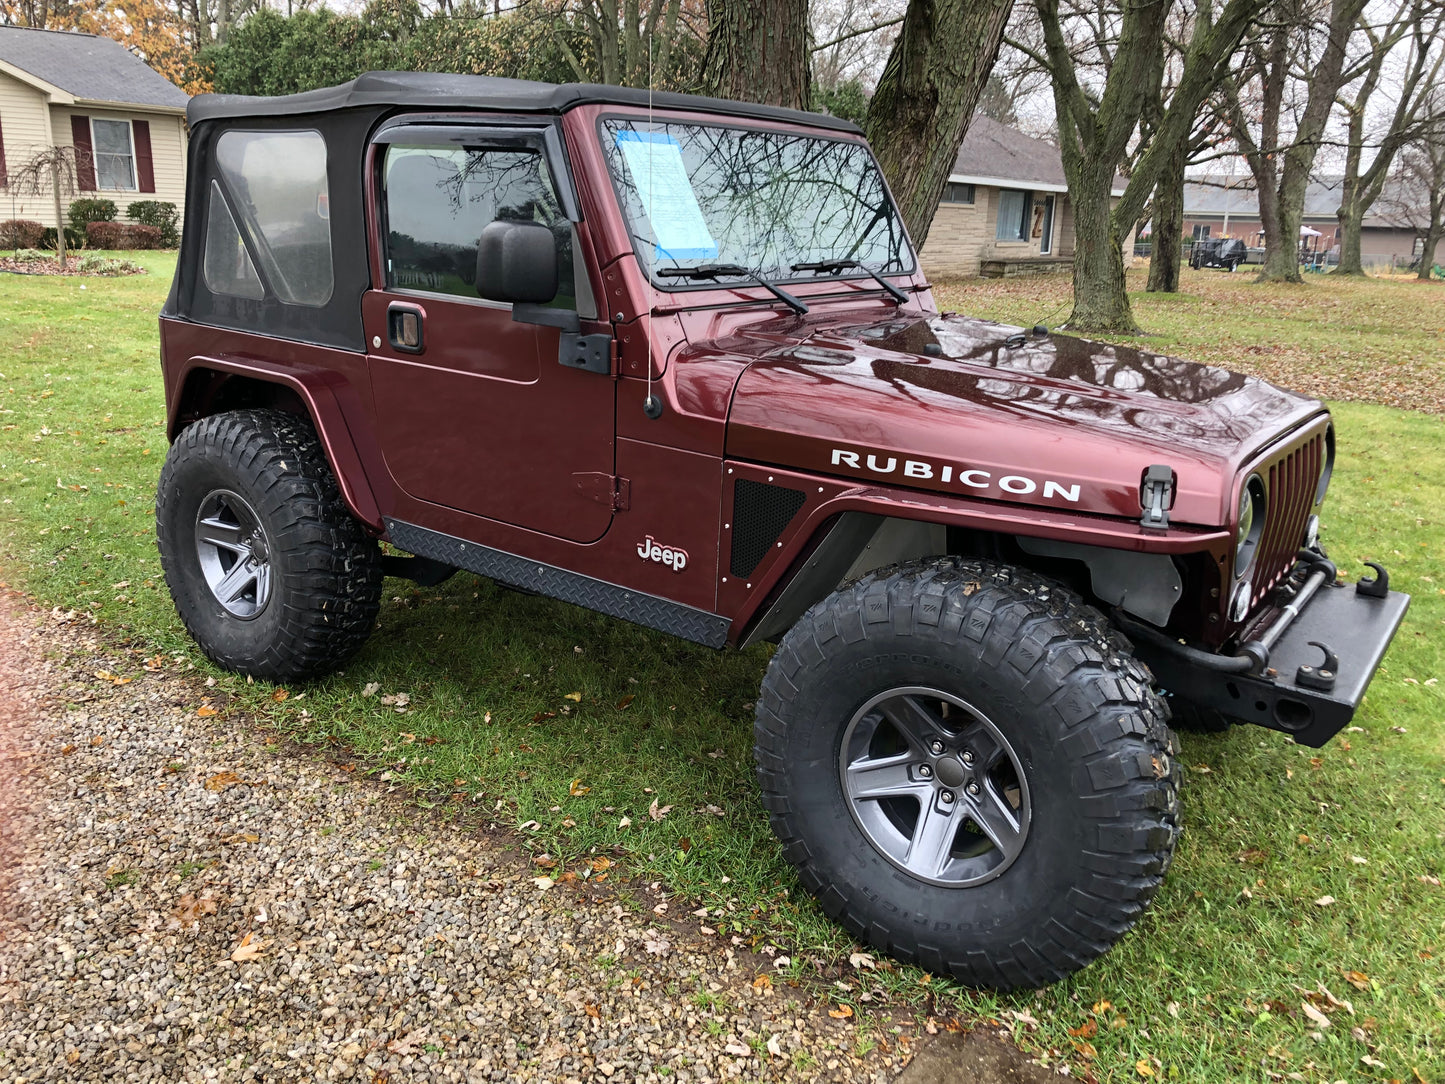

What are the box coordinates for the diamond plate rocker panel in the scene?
[384,519,731,649]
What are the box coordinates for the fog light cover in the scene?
[1229,580,1253,623]
[1303,513,1320,550]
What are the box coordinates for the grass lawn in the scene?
[2,254,1442,1082]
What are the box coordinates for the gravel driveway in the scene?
[0,593,933,1083]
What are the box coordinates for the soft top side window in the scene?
[214,129,333,307]
[381,141,587,314]
[202,179,264,301]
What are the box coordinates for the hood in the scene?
[721,312,1324,527]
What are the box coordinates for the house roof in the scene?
[1182,177,1341,221]
[0,26,188,112]
[946,115,1127,197]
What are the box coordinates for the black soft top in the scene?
[187,71,862,134]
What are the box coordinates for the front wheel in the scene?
[754,558,1180,990]
[156,409,383,681]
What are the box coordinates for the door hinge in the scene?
[559,332,614,375]
[572,472,630,511]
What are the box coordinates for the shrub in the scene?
[68,198,118,237]
[40,226,89,252]
[127,200,180,247]
[85,221,165,250]
[0,219,47,249]
[75,254,144,275]
[11,248,50,263]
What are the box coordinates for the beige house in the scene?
[0,26,188,228]
[921,116,1129,278]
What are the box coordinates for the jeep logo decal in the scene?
[638,535,688,572]
[830,448,1081,503]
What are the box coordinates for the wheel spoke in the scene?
[251,561,272,610]
[846,753,929,801]
[965,783,1026,861]
[904,800,959,879]
[957,719,1007,769]
[212,558,258,604]
[197,516,246,554]
[878,694,951,750]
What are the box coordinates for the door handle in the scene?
[387,302,425,354]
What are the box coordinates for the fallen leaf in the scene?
[615,694,634,710]
[196,705,218,718]
[1301,1001,1331,1029]
[222,832,259,844]
[1350,855,1368,865]
[387,1029,428,1056]
[361,682,380,697]
[533,876,554,890]
[829,1004,854,1019]
[643,937,671,956]
[1420,875,1441,886]
[564,691,582,702]
[532,854,556,869]
[205,771,243,791]
[569,778,590,796]
[229,931,266,962]
[1069,1019,1098,1039]
[171,893,219,925]
[1073,1041,1098,1060]
[1315,895,1337,907]
[1136,1060,1155,1078]
[61,744,76,755]
[617,816,631,829]
[772,955,791,970]
[723,1040,749,1057]
[271,688,288,702]
[648,798,673,821]
[1091,1000,1113,1015]
[766,1034,782,1057]
[1343,970,1370,990]
[849,951,876,970]
[585,1003,600,1019]
[90,735,104,747]
[1166,1001,1180,1019]
[752,974,772,990]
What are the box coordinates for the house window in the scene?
[1192,223,1211,241]
[91,119,136,191]
[995,189,1030,241]
[941,182,975,204]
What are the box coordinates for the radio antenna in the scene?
[642,28,663,419]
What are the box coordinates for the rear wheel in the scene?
[156,409,383,681]
[754,558,1180,990]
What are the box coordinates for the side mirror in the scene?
[475,220,558,305]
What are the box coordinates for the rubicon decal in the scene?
[830,448,1081,503]
[638,535,689,572]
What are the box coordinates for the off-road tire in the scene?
[754,557,1181,990]
[156,409,383,681]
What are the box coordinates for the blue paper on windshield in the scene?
[616,130,719,262]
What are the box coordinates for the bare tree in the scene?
[810,0,905,94]
[1029,0,1266,333]
[864,0,1015,247]
[1333,0,1445,275]
[1383,90,1445,279]
[534,0,693,89]
[6,146,80,268]
[1215,0,1367,283]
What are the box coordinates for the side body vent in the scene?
[730,479,806,577]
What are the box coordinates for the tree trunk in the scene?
[863,0,1014,247]
[1147,145,1185,293]
[1068,177,1136,333]
[1336,199,1364,276]
[50,159,67,270]
[1421,191,1444,281]
[700,0,810,110]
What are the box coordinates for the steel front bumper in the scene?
[1129,566,1410,748]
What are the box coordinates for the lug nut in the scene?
[918,765,933,779]
[929,740,945,755]
[961,751,974,766]
[940,791,955,804]
[966,781,981,797]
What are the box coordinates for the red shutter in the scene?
[0,113,8,187]
[132,119,155,193]
[70,115,96,191]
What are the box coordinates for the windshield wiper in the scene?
[791,260,909,305]
[657,263,809,315]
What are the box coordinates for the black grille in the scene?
[730,480,806,577]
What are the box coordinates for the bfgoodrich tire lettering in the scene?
[754,557,1181,990]
[156,408,383,681]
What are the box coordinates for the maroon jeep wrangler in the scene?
[155,72,1409,989]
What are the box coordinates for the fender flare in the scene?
[166,354,384,531]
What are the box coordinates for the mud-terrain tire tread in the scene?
[754,556,1181,990]
[156,409,382,681]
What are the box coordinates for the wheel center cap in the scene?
[934,757,968,789]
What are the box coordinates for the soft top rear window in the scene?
[214,130,333,307]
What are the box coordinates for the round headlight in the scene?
[1229,580,1253,622]
[1234,474,1266,578]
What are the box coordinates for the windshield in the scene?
[600,118,914,286]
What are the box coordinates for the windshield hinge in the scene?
[573,472,630,512]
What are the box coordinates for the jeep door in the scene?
[363,124,615,544]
